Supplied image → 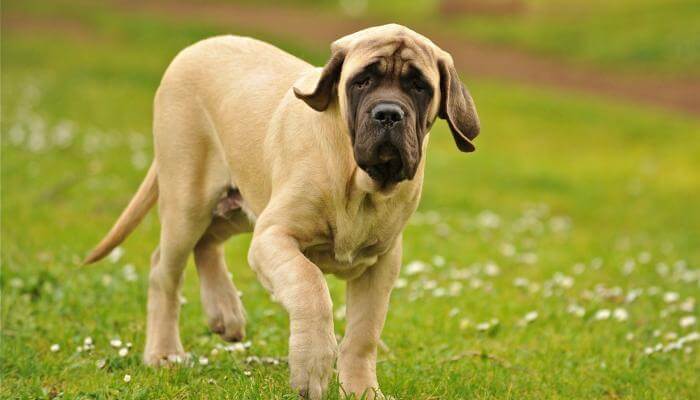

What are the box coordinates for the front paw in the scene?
[289,329,338,399]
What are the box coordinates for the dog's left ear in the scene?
[294,49,345,111]
[437,56,480,152]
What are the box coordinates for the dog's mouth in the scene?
[358,142,406,187]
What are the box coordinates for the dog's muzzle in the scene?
[358,142,405,185]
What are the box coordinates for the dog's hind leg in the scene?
[194,211,252,342]
[144,194,213,365]
[144,85,231,365]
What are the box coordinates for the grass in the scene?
[2,1,700,399]
[249,0,700,77]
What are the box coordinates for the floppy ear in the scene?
[293,49,345,111]
[438,57,480,152]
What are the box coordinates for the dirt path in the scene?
[123,1,698,115]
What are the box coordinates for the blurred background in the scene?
[2,0,699,398]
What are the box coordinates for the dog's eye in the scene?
[411,79,426,92]
[354,77,371,89]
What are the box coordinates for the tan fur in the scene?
[85,24,478,399]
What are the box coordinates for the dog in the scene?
[85,24,479,399]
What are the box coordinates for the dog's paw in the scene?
[202,286,247,342]
[206,301,246,342]
[289,330,338,400]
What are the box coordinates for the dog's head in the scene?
[294,24,480,187]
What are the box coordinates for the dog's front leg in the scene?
[338,238,401,399]
[248,224,337,400]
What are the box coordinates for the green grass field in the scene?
[266,0,700,77]
[1,1,699,399]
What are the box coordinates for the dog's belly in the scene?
[303,243,383,280]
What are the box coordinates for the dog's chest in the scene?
[303,198,409,279]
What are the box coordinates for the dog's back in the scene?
[155,35,315,212]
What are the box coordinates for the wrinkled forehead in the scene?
[340,33,439,82]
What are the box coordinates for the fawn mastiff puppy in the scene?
[85,24,479,399]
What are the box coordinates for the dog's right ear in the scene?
[293,49,345,111]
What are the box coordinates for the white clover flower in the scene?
[476,210,500,229]
[655,263,669,276]
[96,359,107,369]
[107,247,124,263]
[83,337,93,346]
[625,332,635,341]
[500,243,516,257]
[123,264,138,282]
[476,322,491,331]
[459,318,471,330]
[243,371,252,377]
[245,356,261,364]
[680,298,695,312]
[638,252,651,264]
[549,216,572,233]
[513,277,529,288]
[594,309,611,320]
[110,339,122,348]
[179,295,188,305]
[432,255,445,267]
[553,273,574,289]
[225,343,247,352]
[643,347,654,355]
[101,274,113,287]
[334,305,346,320]
[469,278,483,289]
[167,354,183,364]
[198,356,209,366]
[394,278,407,289]
[50,344,60,352]
[119,348,129,357]
[448,282,463,297]
[448,308,460,317]
[683,332,700,343]
[567,304,585,317]
[613,308,629,322]
[432,288,447,297]
[680,316,697,328]
[523,311,538,324]
[572,263,586,275]
[625,289,642,303]
[664,292,680,303]
[435,223,451,237]
[423,280,437,290]
[520,253,538,265]
[663,341,682,352]
[484,262,500,277]
[622,259,635,275]
[123,374,131,383]
[404,260,429,275]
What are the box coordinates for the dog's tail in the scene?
[83,162,158,264]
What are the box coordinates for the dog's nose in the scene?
[371,103,404,126]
